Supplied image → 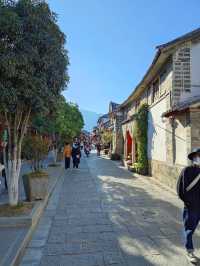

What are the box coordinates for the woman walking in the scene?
[63,142,72,169]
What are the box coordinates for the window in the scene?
[152,79,159,103]
[135,99,140,111]
[147,87,151,105]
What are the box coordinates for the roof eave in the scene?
[120,28,200,110]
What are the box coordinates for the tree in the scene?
[101,130,112,147]
[56,97,84,142]
[0,0,69,205]
[32,96,84,144]
[22,135,49,171]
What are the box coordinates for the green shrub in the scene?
[133,104,148,175]
[132,162,148,175]
[22,135,49,171]
[24,171,48,179]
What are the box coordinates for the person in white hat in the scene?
[177,148,200,264]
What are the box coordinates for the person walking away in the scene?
[177,148,200,264]
[96,143,101,156]
[63,142,72,169]
[0,147,7,191]
[84,143,90,157]
[72,142,81,168]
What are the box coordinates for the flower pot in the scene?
[23,172,49,201]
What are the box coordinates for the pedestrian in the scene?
[177,148,200,264]
[96,143,101,156]
[84,143,90,157]
[72,141,81,168]
[63,142,72,169]
[0,147,7,191]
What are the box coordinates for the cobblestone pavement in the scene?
[20,153,200,266]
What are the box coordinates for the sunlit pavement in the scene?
[20,152,199,266]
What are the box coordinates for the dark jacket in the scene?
[177,165,200,210]
[72,146,81,159]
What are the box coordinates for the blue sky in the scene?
[47,0,200,114]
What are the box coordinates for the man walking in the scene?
[72,141,81,168]
[96,143,101,156]
[63,142,72,169]
[177,148,200,264]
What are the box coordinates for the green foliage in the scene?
[0,0,69,113]
[56,96,84,142]
[101,130,112,145]
[32,96,84,144]
[26,171,48,178]
[22,135,49,171]
[133,104,148,175]
[0,0,69,205]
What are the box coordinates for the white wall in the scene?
[174,115,188,166]
[148,97,167,162]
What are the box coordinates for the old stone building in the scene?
[108,102,124,155]
[97,114,110,132]
[118,28,200,188]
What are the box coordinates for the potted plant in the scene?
[22,135,49,201]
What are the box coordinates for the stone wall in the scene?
[149,159,184,190]
[190,110,200,149]
[172,42,191,106]
[149,110,200,189]
[112,113,124,156]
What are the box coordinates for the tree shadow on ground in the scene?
[88,155,200,265]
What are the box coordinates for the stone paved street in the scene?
[20,153,200,266]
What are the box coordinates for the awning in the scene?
[162,95,200,118]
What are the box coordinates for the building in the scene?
[119,28,200,188]
[97,114,110,132]
[108,102,124,155]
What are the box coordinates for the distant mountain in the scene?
[80,109,102,132]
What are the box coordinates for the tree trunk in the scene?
[4,108,31,206]
[7,157,21,206]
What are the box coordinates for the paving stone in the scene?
[28,239,47,248]
[64,240,102,254]
[40,255,61,266]
[43,243,65,256]
[81,224,114,233]
[20,248,43,265]
[60,253,104,266]
[103,251,126,265]
[47,230,66,244]
[66,232,102,242]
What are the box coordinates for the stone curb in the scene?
[1,167,64,266]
